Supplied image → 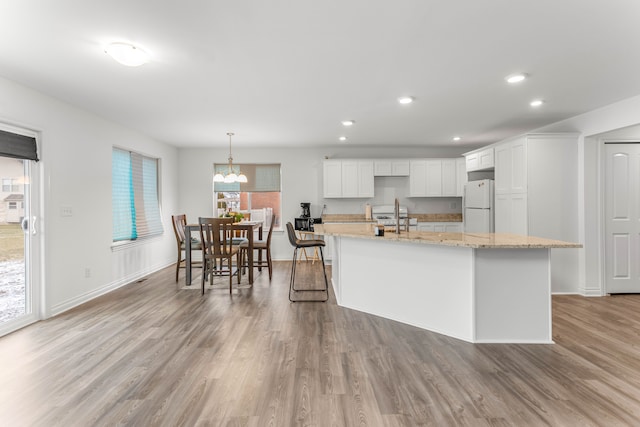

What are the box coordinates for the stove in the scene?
[372,205,417,230]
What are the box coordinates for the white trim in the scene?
[111,234,163,251]
[599,138,640,295]
[0,120,44,333]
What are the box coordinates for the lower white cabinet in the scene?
[495,193,528,235]
[323,160,374,198]
[417,222,463,232]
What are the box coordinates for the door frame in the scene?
[0,122,43,336]
[599,139,640,295]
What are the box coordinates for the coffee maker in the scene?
[295,202,322,231]
[300,202,311,218]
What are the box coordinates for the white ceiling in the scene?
[1,1,640,149]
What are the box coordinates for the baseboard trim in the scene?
[49,261,173,317]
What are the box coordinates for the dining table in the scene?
[184,220,264,287]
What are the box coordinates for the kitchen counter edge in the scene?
[313,223,581,249]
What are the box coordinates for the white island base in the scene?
[330,236,552,344]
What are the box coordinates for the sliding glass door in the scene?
[0,126,41,336]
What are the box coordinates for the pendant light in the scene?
[213,132,248,183]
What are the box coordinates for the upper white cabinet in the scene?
[409,158,459,197]
[465,147,495,172]
[373,159,410,176]
[495,138,527,195]
[456,157,467,197]
[323,160,374,198]
[493,133,578,242]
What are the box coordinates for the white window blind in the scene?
[112,148,163,242]
[213,163,281,192]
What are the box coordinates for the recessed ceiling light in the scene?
[452,136,461,141]
[506,73,527,84]
[530,99,544,107]
[398,96,414,105]
[104,42,150,67]
[339,136,347,142]
[341,120,355,126]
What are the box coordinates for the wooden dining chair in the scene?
[199,217,241,295]
[239,215,275,280]
[171,214,201,282]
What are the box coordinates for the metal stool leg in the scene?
[289,245,328,302]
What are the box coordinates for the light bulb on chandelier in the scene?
[213,132,247,183]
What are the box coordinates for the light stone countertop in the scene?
[322,213,463,223]
[313,223,582,249]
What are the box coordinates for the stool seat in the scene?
[294,238,325,248]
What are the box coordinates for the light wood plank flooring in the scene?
[2,261,640,426]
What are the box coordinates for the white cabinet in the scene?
[425,160,443,196]
[456,157,467,197]
[442,159,457,196]
[409,160,427,196]
[495,193,528,234]
[323,160,343,198]
[323,160,374,198]
[409,158,459,197]
[495,138,527,195]
[417,222,463,232]
[493,133,577,242]
[465,147,495,172]
[373,159,410,176]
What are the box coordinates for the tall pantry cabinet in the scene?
[494,133,579,292]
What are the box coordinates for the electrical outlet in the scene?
[84,268,91,278]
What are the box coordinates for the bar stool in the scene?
[285,222,328,302]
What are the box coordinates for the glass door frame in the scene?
[0,123,42,337]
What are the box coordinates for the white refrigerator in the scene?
[464,179,494,233]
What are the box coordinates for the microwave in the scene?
[294,217,322,231]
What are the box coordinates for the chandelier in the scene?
[213,132,247,183]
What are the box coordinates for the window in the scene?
[2,178,19,192]
[213,163,281,229]
[112,147,163,242]
[8,201,16,209]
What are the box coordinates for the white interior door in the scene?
[605,143,640,293]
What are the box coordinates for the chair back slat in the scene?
[172,214,187,244]
[199,217,235,257]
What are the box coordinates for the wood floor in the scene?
[1,262,640,426]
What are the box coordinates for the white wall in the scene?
[0,76,178,317]
[533,94,640,296]
[177,145,466,261]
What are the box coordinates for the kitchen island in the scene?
[313,223,581,344]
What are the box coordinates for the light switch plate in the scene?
[60,206,73,217]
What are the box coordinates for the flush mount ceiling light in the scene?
[339,136,347,142]
[505,73,528,84]
[398,96,414,105]
[530,99,544,107]
[213,132,248,183]
[452,136,461,141]
[104,42,150,67]
[341,120,355,126]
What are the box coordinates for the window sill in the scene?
[111,235,163,252]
